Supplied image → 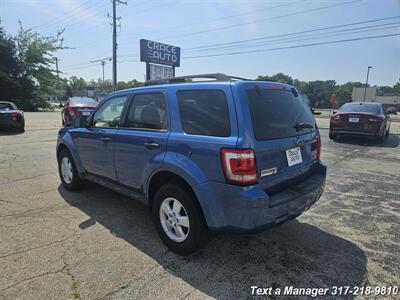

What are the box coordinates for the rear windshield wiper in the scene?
[294,122,314,131]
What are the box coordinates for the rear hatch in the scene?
[237,82,319,194]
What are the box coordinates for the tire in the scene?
[329,132,337,140]
[153,184,210,255]
[376,132,385,144]
[58,148,85,190]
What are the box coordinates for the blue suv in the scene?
[57,74,326,254]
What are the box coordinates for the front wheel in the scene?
[153,184,210,255]
[58,148,85,190]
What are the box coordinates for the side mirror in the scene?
[72,115,89,128]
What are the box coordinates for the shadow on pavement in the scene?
[58,184,367,299]
[334,133,399,148]
[0,128,24,136]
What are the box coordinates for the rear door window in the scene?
[177,90,230,137]
[123,93,168,130]
[246,88,315,140]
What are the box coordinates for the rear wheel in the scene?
[329,132,337,140]
[58,148,85,190]
[376,132,385,144]
[153,184,210,255]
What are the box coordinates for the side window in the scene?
[92,96,127,128]
[177,90,231,137]
[123,93,168,130]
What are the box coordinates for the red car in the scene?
[329,102,393,143]
[62,97,98,126]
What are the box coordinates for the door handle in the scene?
[100,137,111,143]
[144,142,159,150]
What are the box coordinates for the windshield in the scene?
[246,89,315,140]
[339,103,380,113]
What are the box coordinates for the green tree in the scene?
[301,80,336,108]
[0,21,65,110]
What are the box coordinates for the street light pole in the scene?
[101,60,105,82]
[363,66,372,102]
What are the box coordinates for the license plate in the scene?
[82,111,91,116]
[349,117,359,123]
[286,147,303,167]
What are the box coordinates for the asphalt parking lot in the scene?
[1,112,399,299]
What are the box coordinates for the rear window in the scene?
[0,103,13,111]
[177,90,230,137]
[339,103,380,113]
[246,89,315,140]
[70,97,98,106]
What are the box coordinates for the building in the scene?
[352,87,400,111]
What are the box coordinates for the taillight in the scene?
[316,134,321,160]
[68,108,79,117]
[221,149,257,185]
[368,116,381,122]
[10,110,20,117]
[331,114,341,121]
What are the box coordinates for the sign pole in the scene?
[146,63,150,81]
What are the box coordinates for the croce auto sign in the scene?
[140,39,180,67]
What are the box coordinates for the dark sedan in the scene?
[329,102,393,143]
[61,97,98,126]
[0,101,25,132]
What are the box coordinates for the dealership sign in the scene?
[140,39,180,67]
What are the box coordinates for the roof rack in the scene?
[144,73,250,86]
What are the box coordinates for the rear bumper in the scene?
[330,129,379,137]
[193,162,327,232]
[0,118,21,128]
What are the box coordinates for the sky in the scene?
[1,0,400,86]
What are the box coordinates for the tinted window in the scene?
[124,93,167,130]
[339,103,380,113]
[177,90,230,137]
[246,89,315,140]
[0,103,13,111]
[92,96,127,128]
[70,97,98,106]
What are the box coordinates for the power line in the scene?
[182,33,400,59]
[183,22,400,53]
[183,16,400,51]
[148,0,364,42]
[115,16,400,57]
[33,0,94,29]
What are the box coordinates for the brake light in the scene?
[331,114,341,121]
[68,108,79,117]
[316,134,321,160]
[9,110,19,117]
[368,117,380,122]
[221,149,257,185]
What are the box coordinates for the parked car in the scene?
[0,101,25,132]
[329,102,392,143]
[56,74,327,254]
[61,97,98,126]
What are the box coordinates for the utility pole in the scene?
[101,60,105,82]
[363,66,372,102]
[90,57,112,82]
[112,0,127,91]
[55,57,61,106]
